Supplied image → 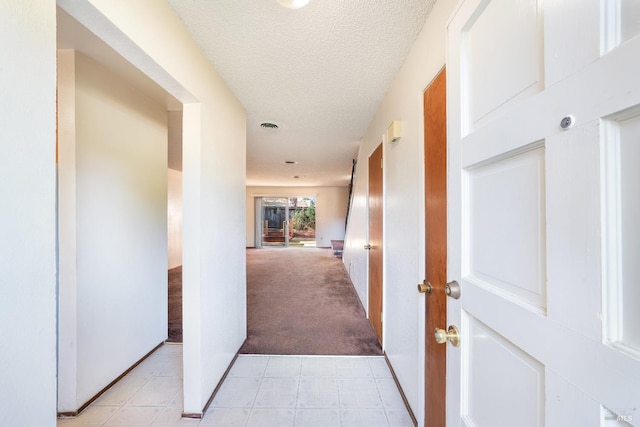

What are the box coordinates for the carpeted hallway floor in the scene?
[167,247,382,355]
[167,266,182,343]
[239,247,382,355]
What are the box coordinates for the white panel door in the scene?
[447,0,640,425]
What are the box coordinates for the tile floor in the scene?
[57,344,414,427]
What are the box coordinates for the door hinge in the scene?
[381,157,383,169]
[380,311,383,323]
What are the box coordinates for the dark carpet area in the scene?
[240,247,382,355]
[166,248,381,355]
[167,266,182,342]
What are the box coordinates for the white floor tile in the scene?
[58,349,414,427]
[229,355,269,377]
[341,408,389,426]
[259,377,299,392]
[339,378,382,409]
[56,418,87,427]
[151,419,201,427]
[154,343,183,355]
[300,357,337,378]
[128,377,181,406]
[93,376,149,406]
[264,356,302,377]
[167,389,184,408]
[369,358,393,378]
[299,378,338,393]
[297,377,339,409]
[156,358,183,378]
[385,408,415,427]
[376,378,407,409]
[254,378,299,408]
[57,406,119,426]
[246,408,295,427]
[211,377,262,408]
[103,406,163,426]
[336,358,373,378]
[294,408,341,427]
[338,378,378,394]
[339,391,383,409]
[200,407,250,426]
[148,407,202,427]
[127,358,168,379]
[145,353,174,366]
[297,390,339,409]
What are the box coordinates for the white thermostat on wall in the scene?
[387,120,402,143]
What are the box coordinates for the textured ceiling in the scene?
[167,0,436,187]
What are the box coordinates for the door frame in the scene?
[423,67,448,426]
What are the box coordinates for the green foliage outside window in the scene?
[291,199,315,231]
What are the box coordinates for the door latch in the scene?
[418,280,433,294]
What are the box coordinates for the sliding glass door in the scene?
[261,198,291,247]
[289,197,316,247]
[260,197,316,247]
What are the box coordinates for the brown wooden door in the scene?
[368,143,383,344]
[424,68,447,426]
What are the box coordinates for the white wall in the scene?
[58,0,247,414]
[0,2,57,426]
[168,168,183,269]
[342,1,457,425]
[57,51,169,410]
[246,186,349,248]
[168,110,183,171]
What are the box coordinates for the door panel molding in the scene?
[448,1,640,425]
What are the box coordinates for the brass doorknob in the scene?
[418,280,432,294]
[434,325,460,347]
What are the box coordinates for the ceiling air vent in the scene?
[260,122,279,129]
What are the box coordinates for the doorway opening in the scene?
[167,110,183,343]
[56,8,185,416]
[260,197,316,247]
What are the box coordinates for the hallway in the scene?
[241,248,381,355]
[57,344,414,426]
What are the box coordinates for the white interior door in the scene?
[447,0,640,425]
